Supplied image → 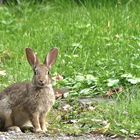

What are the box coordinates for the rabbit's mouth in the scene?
[32,78,51,88]
[37,82,47,87]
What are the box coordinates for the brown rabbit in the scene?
[0,48,58,133]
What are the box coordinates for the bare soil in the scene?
[0,131,126,140]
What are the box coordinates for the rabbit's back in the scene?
[0,82,29,106]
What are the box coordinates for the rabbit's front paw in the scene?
[42,127,47,133]
[33,128,43,133]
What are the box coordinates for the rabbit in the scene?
[0,47,58,133]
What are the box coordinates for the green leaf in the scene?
[80,88,91,94]
[120,129,128,134]
[121,73,133,78]
[127,78,140,84]
[75,75,85,82]
[86,74,97,85]
[0,70,6,76]
[107,79,119,87]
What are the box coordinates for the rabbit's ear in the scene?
[25,48,39,67]
[44,48,58,69]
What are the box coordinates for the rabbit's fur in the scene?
[0,48,58,133]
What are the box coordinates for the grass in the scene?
[47,87,140,137]
[0,0,140,138]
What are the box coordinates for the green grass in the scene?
[0,0,140,138]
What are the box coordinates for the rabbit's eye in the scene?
[46,71,49,75]
[34,70,38,75]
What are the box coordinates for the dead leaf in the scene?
[62,104,72,111]
[105,87,123,97]
[52,74,63,81]
[88,106,96,111]
[54,88,69,99]
[91,123,110,134]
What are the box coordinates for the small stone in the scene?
[5,133,10,136]
[0,135,6,140]
[8,131,16,135]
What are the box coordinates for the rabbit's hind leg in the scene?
[7,126,21,132]
[4,110,21,132]
[4,110,13,128]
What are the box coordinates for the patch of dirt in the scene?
[0,131,125,140]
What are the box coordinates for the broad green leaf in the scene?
[121,73,133,78]
[107,79,119,87]
[127,78,140,84]
[0,70,6,76]
[86,74,97,84]
[75,75,85,82]
[120,129,128,134]
[80,88,91,94]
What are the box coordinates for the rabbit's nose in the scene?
[39,79,45,85]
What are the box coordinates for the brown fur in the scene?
[0,48,58,133]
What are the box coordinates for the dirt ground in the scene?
[0,131,129,140]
